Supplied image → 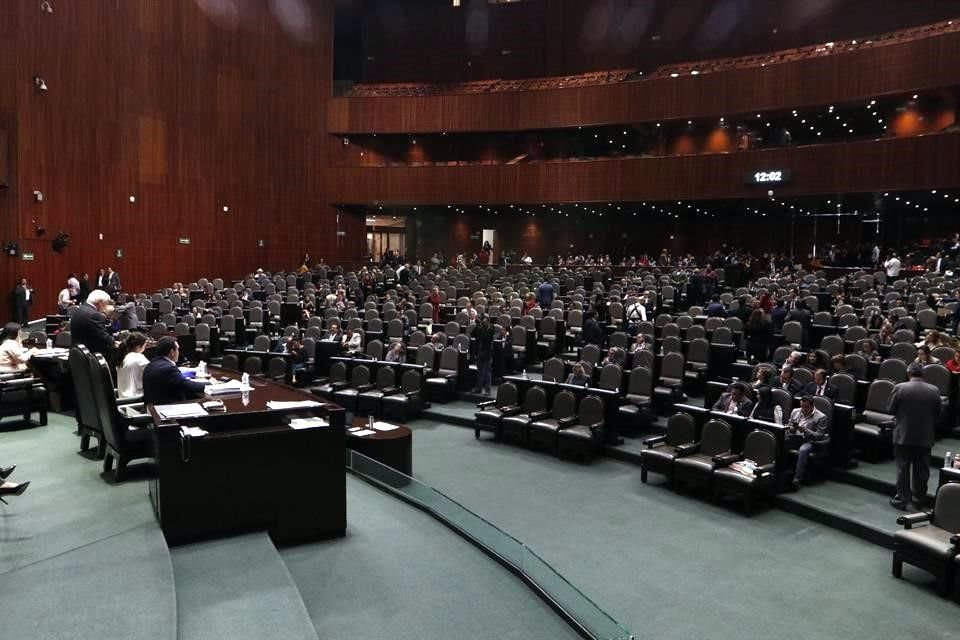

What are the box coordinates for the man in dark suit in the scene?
[143,337,207,405]
[536,280,555,308]
[581,310,603,346]
[70,290,116,357]
[705,295,726,318]
[105,267,121,297]
[770,301,788,332]
[777,366,805,396]
[711,382,754,417]
[12,278,33,325]
[804,369,838,402]
[887,364,942,510]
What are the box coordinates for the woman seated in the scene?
[945,350,960,373]
[117,332,149,398]
[522,292,537,315]
[0,323,36,374]
[384,341,405,363]
[565,362,590,386]
[914,345,940,366]
[918,330,945,349]
[856,340,882,362]
[752,386,781,423]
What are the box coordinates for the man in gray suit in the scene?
[887,364,941,510]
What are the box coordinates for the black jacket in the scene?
[142,357,207,405]
[582,318,603,346]
[70,302,114,356]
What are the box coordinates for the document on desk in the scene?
[289,417,329,430]
[205,380,254,395]
[266,400,322,410]
[351,429,376,437]
[371,421,400,431]
[155,403,209,420]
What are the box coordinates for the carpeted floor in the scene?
[282,476,583,640]
[406,416,959,640]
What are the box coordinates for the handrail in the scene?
[346,450,634,640]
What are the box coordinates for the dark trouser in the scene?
[894,444,931,506]
[475,356,492,392]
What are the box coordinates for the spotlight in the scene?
[52,231,70,253]
[33,76,47,92]
[40,0,53,12]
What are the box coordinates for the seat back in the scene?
[782,321,802,344]
[244,356,262,375]
[522,386,547,413]
[742,429,777,466]
[770,388,793,418]
[495,382,518,408]
[86,351,126,455]
[267,357,286,379]
[580,344,600,365]
[253,335,271,352]
[932,483,960,533]
[820,335,844,356]
[865,379,895,412]
[687,338,709,364]
[923,363,951,396]
[438,346,458,373]
[375,366,396,389]
[628,366,652,396]
[366,339,384,360]
[329,361,347,383]
[68,346,102,435]
[666,412,695,446]
[221,353,239,371]
[660,352,684,379]
[889,342,916,363]
[597,364,622,391]
[632,349,654,371]
[416,344,436,368]
[662,335,682,354]
[831,373,856,405]
[550,390,577,419]
[878,358,907,383]
[700,419,732,456]
[932,346,956,364]
[686,324,706,341]
[577,395,604,425]
[543,357,566,382]
[711,326,732,345]
[350,365,371,387]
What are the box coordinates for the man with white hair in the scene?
[70,289,116,356]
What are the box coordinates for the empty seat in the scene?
[529,390,577,455]
[334,365,373,413]
[381,369,424,421]
[673,419,733,492]
[557,395,606,458]
[640,412,695,486]
[500,385,549,446]
[712,429,778,514]
[474,382,519,440]
[893,483,960,597]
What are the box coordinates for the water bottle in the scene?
[45,338,52,350]
[241,390,250,406]
[946,451,954,469]
[368,414,374,429]
[198,360,206,376]
[773,405,783,425]
[523,369,528,379]
[241,372,250,386]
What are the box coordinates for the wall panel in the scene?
[329,31,960,133]
[328,133,960,205]
[2,0,348,316]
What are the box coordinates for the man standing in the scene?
[887,364,941,510]
[788,396,829,488]
[472,314,494,396]
[12,278,33,325]
[105,266,121,297]
[884,253,902,279]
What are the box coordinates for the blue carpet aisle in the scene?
[171,533,320,640]
[404,416,959,640]
[281,476,583,640]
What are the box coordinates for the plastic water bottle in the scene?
[945,451,954,469]
[773,405,783,425]
[198,360,206,376]
[241,390,250,406]
[368,415,374,429]
[46,338,52,350]
[523,369,528,379]
[241,372,250,386]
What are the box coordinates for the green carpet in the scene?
[172,533,319,640]
[281,476,583,640]
[406,418,960,640]
[0,523,176,640]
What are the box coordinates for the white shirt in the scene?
[58,288,73,307]
[342,332,362,353]
[0,338,30,372]
[884,257,901,277]
[117,351,149,398]
[625,302,647,323]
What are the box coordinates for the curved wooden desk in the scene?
[348,417,412,476]
[148,368,346,546]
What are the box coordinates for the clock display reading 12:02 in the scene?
[747,169,791,184]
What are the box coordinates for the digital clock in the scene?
[746,169,791,185]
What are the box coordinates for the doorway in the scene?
[366,215,406,263]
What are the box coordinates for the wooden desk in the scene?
[348,417,412,475]
[148,368,346,546]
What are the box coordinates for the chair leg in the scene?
[115,457,127,483]
[641,467,648,483]
[891,553,902,579]
[96,439,106,459]
[103,453,114,474]
[80,433,90,452]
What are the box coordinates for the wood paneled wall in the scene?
[0,0,365,317]
[328,133,960,205]
[329,30,960,133]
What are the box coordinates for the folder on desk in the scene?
[205,380,254,395]
[266,400,322,410]
[155,403,209,420]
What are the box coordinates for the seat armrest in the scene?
[0,376,39,388]
[331,381,351,391]
[588,421,605,436]
[499,405,522,417]
[117,395,144,406]
[355,383,375,393]
[557,415,579,428]
[712,452,741,467]
[642,434,667,447]
[476,399,496,409]
[754,462,777,477]
[879,420,896,432]
[896,512,932,529]
[380,386,400,395]
[674,442,700,457]
[528,410,551,421]
[951,533,960,546]
[405,390,421,402]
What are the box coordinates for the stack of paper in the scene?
[204,379,253,395]
[155,403,208,420]
[266,400,321,410]
[371,421,399,432]
[350,429,376,437]
[289,417,329,430]
[180,426,209,437]
[32,348,69,357]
